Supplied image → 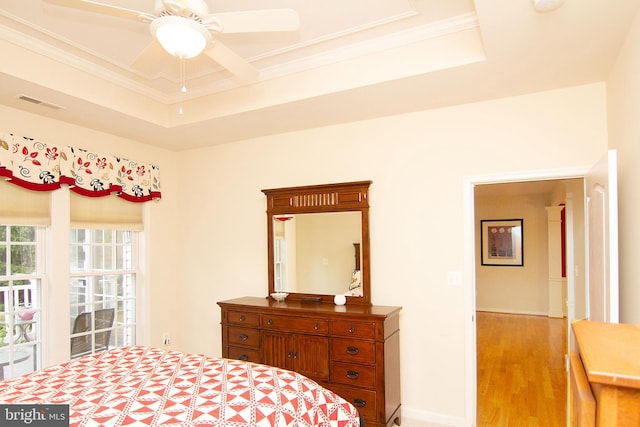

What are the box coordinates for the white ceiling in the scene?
[474,179,580,200]
[0,0,638,151]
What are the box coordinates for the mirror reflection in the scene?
[273,212,362,296]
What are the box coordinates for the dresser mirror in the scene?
[263,181,371,305]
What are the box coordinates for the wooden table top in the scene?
[573,319,640,389]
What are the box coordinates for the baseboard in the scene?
[476,308,548,316]
[401,407,465,427]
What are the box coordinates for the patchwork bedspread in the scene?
[0,346,360,426]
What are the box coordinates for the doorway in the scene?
[473,178,583,425]
[462,168,589,426]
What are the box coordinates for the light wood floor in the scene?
[476,311,567,427]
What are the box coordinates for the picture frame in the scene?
[480,219,523,266]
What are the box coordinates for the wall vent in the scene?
[18,95,64,111]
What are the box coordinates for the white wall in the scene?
[179,83,608,424]
[607,7,640,325]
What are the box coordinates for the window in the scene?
[0,225,43,379]
[70,229,137,358]
[274,238,286,291]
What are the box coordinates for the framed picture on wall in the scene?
[480,219,523,266]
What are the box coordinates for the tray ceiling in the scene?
[0,0,638,150]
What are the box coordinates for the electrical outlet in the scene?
[447,271,462,286]
[162,333,170,346]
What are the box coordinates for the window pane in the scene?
[70,229,86,244]
[70,278,88,307]
[14,279,33,308]
[10,245,36,275]
[120,274,135,297]
[0,281,7,309]
[94,275,117,300]
[0,227,5,240]
[92,229,112,244]
[0,245,6,276]
[70,244,86,272]
[103,246,113,270]
[116,231,132,245]
[116,246,133,270]
[10,226,35,242]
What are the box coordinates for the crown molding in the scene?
[0,10,478,105]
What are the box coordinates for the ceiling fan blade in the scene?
[205,41,258,81]
[130,41,167,74]
[211,9,300,33]
[43,0,150,21]
[162,0,190,15]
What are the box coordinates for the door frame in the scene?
[463,166,589,427]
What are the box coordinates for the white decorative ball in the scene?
[334,294,346,306]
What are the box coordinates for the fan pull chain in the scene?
[180,56,187,93]
[179,56,186,115]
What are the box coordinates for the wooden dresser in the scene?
[570,320,640,426]
[218,296,402,427]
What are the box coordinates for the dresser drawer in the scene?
[227,311,260,327]
[227,326,260,348]
[227,346,261,363]
[330,361,376,388]
[329,384,377,420]
[331,320,376,339]
[262,315,329,334]
[331,338,375,364]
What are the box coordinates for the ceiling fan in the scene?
[44,0,301,81]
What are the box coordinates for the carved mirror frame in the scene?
[263,181,372,305]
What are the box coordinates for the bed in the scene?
[0,346,361,426]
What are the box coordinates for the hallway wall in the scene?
[475,189,552,315]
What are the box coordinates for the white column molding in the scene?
[546,206,564,318]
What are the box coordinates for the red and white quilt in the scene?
[0,346,361,426]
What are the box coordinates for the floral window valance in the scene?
[0,132,161,202]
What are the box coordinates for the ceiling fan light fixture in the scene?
[151,15,211,58]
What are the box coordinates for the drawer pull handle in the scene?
[349,325,356,333]
[287,351,299,359]
[346,346,359,355]
[239,315,245,322]
[315,322,321,330]
[267,319,273,325]
[238,333,249,342]
[353,399,366,408]
[238,354,249,361]
[346,370,359,380]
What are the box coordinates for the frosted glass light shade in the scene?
[151,16,211,59]
[532,0,565,12]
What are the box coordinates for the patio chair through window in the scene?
[70,308,115,359]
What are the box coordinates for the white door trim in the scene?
[463,166,589,427]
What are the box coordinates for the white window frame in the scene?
[69,229,140,357]
[0,225,45,379]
